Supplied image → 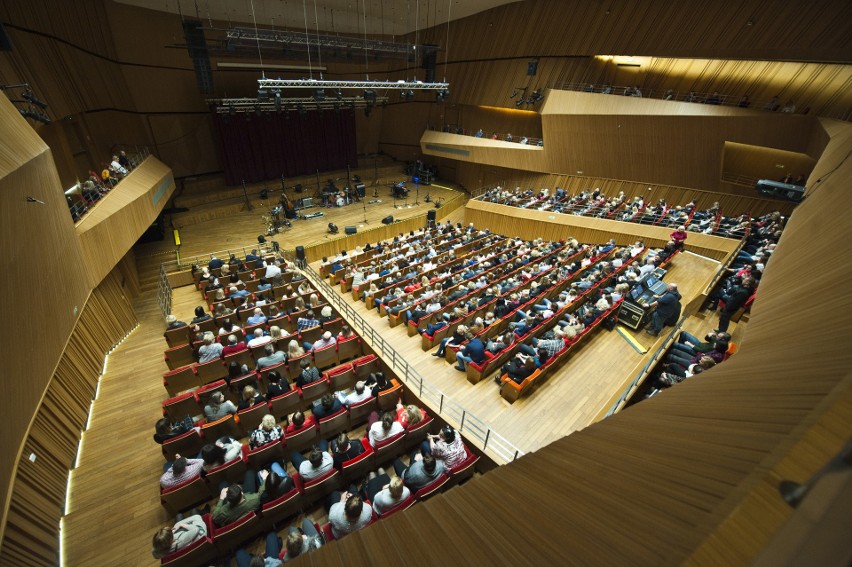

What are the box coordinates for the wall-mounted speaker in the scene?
[427,210,436,223]
[527,60,538,76]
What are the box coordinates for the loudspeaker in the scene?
[345,226,357,235]
[527,60,538,76]
[259,189,268,200]
[295,246,306,262]
[183,21,214,95]
[354,183,366,197]
[294,184,303,193]
[421,45,438,83]
[427,210,436,223]
[0,23,13,51]
[382,215,394,225]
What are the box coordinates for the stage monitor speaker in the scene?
[294,184,303,193]
[527,60,538,76]
[345,226,357,235]
[382,215,394,225]
[259,189,268,200]
[354,183,366,197]
[295,246,306,262]
[427,210,436,222]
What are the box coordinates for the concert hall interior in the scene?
[0,0,850,565]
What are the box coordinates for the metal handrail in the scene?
[426,125,544,147]
[301,264,524,464]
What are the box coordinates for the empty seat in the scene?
[316,407,350,439]
[268,390,301,421]
[195,359,228,385]
[165,344,196,371]
[325,363,355,391]
[162,391,201,423]
[336,336,361,364]
[161,428,205,462]
[200,414,241,441]
[211,511,261,553]
[236,402,269,437]
[163,366,200,397]
[312,343,337,370]
[246,438,286,471]
[293,468,342,504]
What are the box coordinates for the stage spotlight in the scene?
[364,89,376,104]
[255,103,262,116]
[298,103,306,117]
[228,103,235,116]
[327,223,339,234]
[257,88,269,102]
[273,91,281,112]
[436,88,450,102]
[314,89,326,102]
[335,88,343,100]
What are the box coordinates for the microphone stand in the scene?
[242,179,253,211]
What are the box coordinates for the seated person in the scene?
[392,452,445,492]
[331,433,366,469]
[237,384,265,411]
[368,411,405,447]
[422,425,467,469]
[326,491,374,539]
[246,328,272,348]
[159,455,204,489]
[164,314,187,332]
[200,437,243,472]
[203,391,238,422]
[265,371,291,399]
[367,372,392,397]
[197,332,223,363]
[256,342,286,371]
[233,531,283,567]
[221,334,248,357]
[290,443,332,481]
[311,393,343,420]
[396,402,427,429]
[339,380,371,407]
[246,308,268,327]
[485,331,515,354]
[308,330,336,353]
[283,519,323,562]
[249,414,283,449]
[434,324,467,357]
[151,514,207,559]
[153,416,194,445]
[284,411,316,435]
[191,305,212,324]
[258,466,294,505]
[362,471,410,515]
[296,359,322,389]
[500,353,538,384]
[212,482,261,527]
[337,324,356,342]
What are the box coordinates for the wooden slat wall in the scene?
[295,121,852,567]
[464,199,739,261]
[0,96,91,536]
[0,266,137,566]
[75,156,175,288]
[422,91,821,192]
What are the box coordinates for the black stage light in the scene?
[327,223,339,234]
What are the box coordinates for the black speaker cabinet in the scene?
[427,210,437,222]
[354,183,366,197]
[527,60,538,76]
[345,226,357,235]
[295,246,306,262]
[382,216,394,225]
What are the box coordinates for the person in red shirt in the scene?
[670,225,688,250]
[221,334,248,357]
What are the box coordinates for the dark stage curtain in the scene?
[212,108,358,186]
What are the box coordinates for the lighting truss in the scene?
[208,96,390,114]
[227,27,416,56]
[257,78,449,91]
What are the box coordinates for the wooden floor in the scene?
[60,195,740,566]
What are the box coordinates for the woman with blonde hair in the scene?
[395,402,426,428]
[309,293,320,308]
[249,413,283,449]
[219,262,230,277]
[238,384,265,410]
[287,339,305,359]
[269,325,286,340]
[213,288,226,302]
[292,296,306,313]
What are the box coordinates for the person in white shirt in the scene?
[264,260,282,280]
[110,155,128,176]
[368,412,404,447]
[247,328,272,348]
[339,381,372,407]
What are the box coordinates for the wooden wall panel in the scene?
[0,266,138,566]
[722,142,816,182]
[0,96,90,539]
[422,91,822,192]
[75,156,175,288]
